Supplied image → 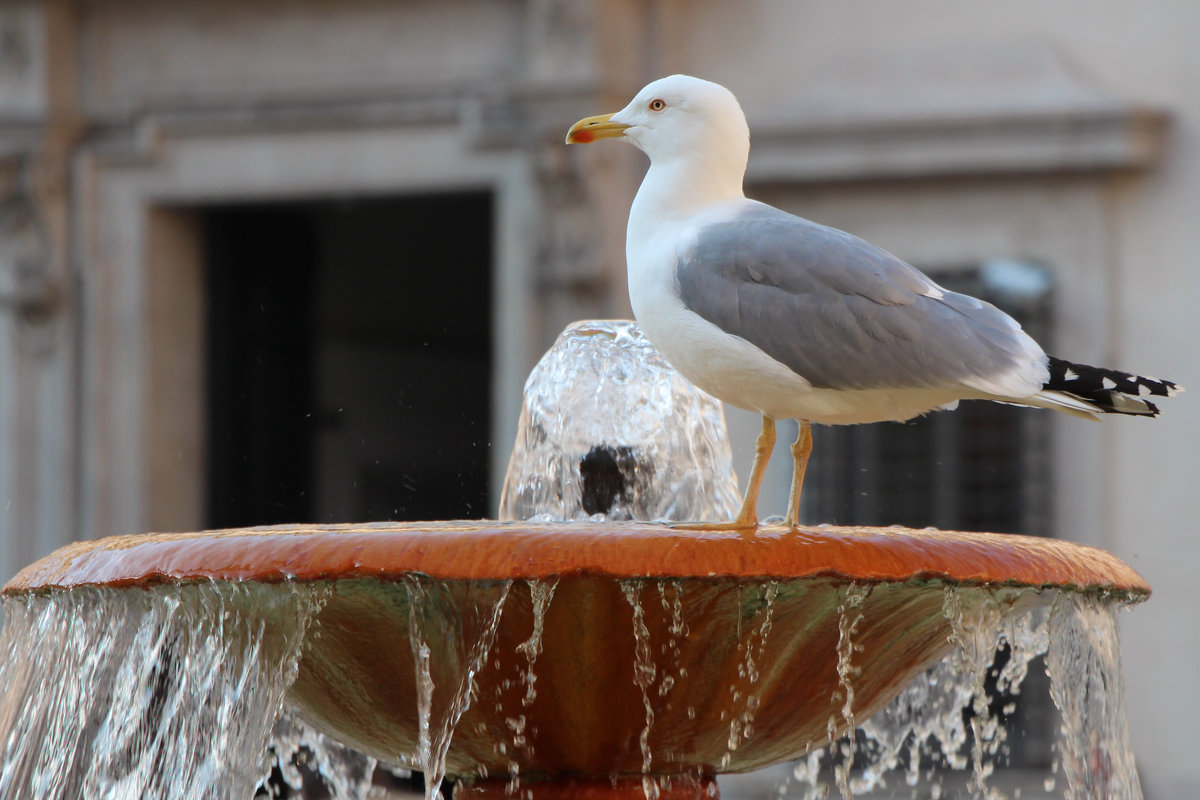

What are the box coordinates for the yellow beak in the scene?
[565,113,630,144]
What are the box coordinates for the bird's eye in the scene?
[649,99,666,111]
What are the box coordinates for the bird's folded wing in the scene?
[675,202,1046,395]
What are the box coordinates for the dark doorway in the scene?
[204,193,493,528]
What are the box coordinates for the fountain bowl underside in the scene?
[3,521,1149,782]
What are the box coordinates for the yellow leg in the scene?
[675,415,775,531]
[784,421,813,529]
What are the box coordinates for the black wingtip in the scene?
[1045,357,1179,417]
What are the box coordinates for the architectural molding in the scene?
[746,42,1169,183]
[748,107,1168,183]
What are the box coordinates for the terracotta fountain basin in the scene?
[3,520,1149,798]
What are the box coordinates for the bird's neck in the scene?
[628,152,747,243]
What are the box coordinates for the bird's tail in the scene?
[1034,357,1183,418]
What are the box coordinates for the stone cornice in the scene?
[747,105,1168,183]
[744,42,1170,182]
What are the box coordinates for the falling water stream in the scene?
[771,585,1142,800]
[0,582,323,799]
[719,582,778,773]
[0,576,1142,799]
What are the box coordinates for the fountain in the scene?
[0,321,1147,799]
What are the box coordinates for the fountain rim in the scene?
[3,520,1149,599]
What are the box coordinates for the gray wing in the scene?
[675,203,1042,392]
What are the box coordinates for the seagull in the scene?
[566,75,1182,530]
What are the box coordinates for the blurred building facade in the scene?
[1,1,1197,796]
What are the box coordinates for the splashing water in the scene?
[498,320,740,522]
[0,582,323,800]
[268,709,384,799]
[779,586,1143,800]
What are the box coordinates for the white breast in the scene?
[627,224,804,417]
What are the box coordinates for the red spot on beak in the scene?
[565,113,626,145]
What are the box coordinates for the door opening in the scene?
[203,193,493,528]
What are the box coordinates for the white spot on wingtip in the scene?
[1064,368,1078,381]
[1138,384,1151,396]
[1102,377,1117,390]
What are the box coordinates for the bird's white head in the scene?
[567,75,750,174]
